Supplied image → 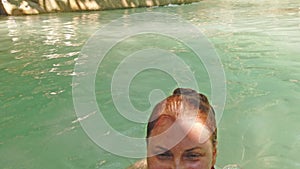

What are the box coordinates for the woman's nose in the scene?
[173,157,184,169]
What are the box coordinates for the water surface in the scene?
[0,0,300,168]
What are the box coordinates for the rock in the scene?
[0,0,201,15]
[18,0,46,14]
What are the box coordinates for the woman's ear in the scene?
[212,142,218,167]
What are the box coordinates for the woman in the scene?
[127,88,217,169]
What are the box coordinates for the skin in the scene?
[147,116,216,169]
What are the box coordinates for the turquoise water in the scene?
[1,0,300,168]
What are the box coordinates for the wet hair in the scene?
[146,88,217,147]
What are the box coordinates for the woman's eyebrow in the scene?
[155,146,169,152]
[185,147,202,152]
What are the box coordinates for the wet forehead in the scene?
[148,117,212,149]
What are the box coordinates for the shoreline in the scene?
[0,0,201,15]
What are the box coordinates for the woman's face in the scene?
[147,117,216,169]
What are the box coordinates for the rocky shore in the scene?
[0,0,200,15]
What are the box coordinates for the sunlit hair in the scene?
[146,88,217,147]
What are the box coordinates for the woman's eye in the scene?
[184,153,203,160]
[156,152,172,160]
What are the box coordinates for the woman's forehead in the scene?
[149,116,212,144]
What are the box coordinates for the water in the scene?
[1,0,300,168]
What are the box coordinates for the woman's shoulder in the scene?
[126,159,147,169]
